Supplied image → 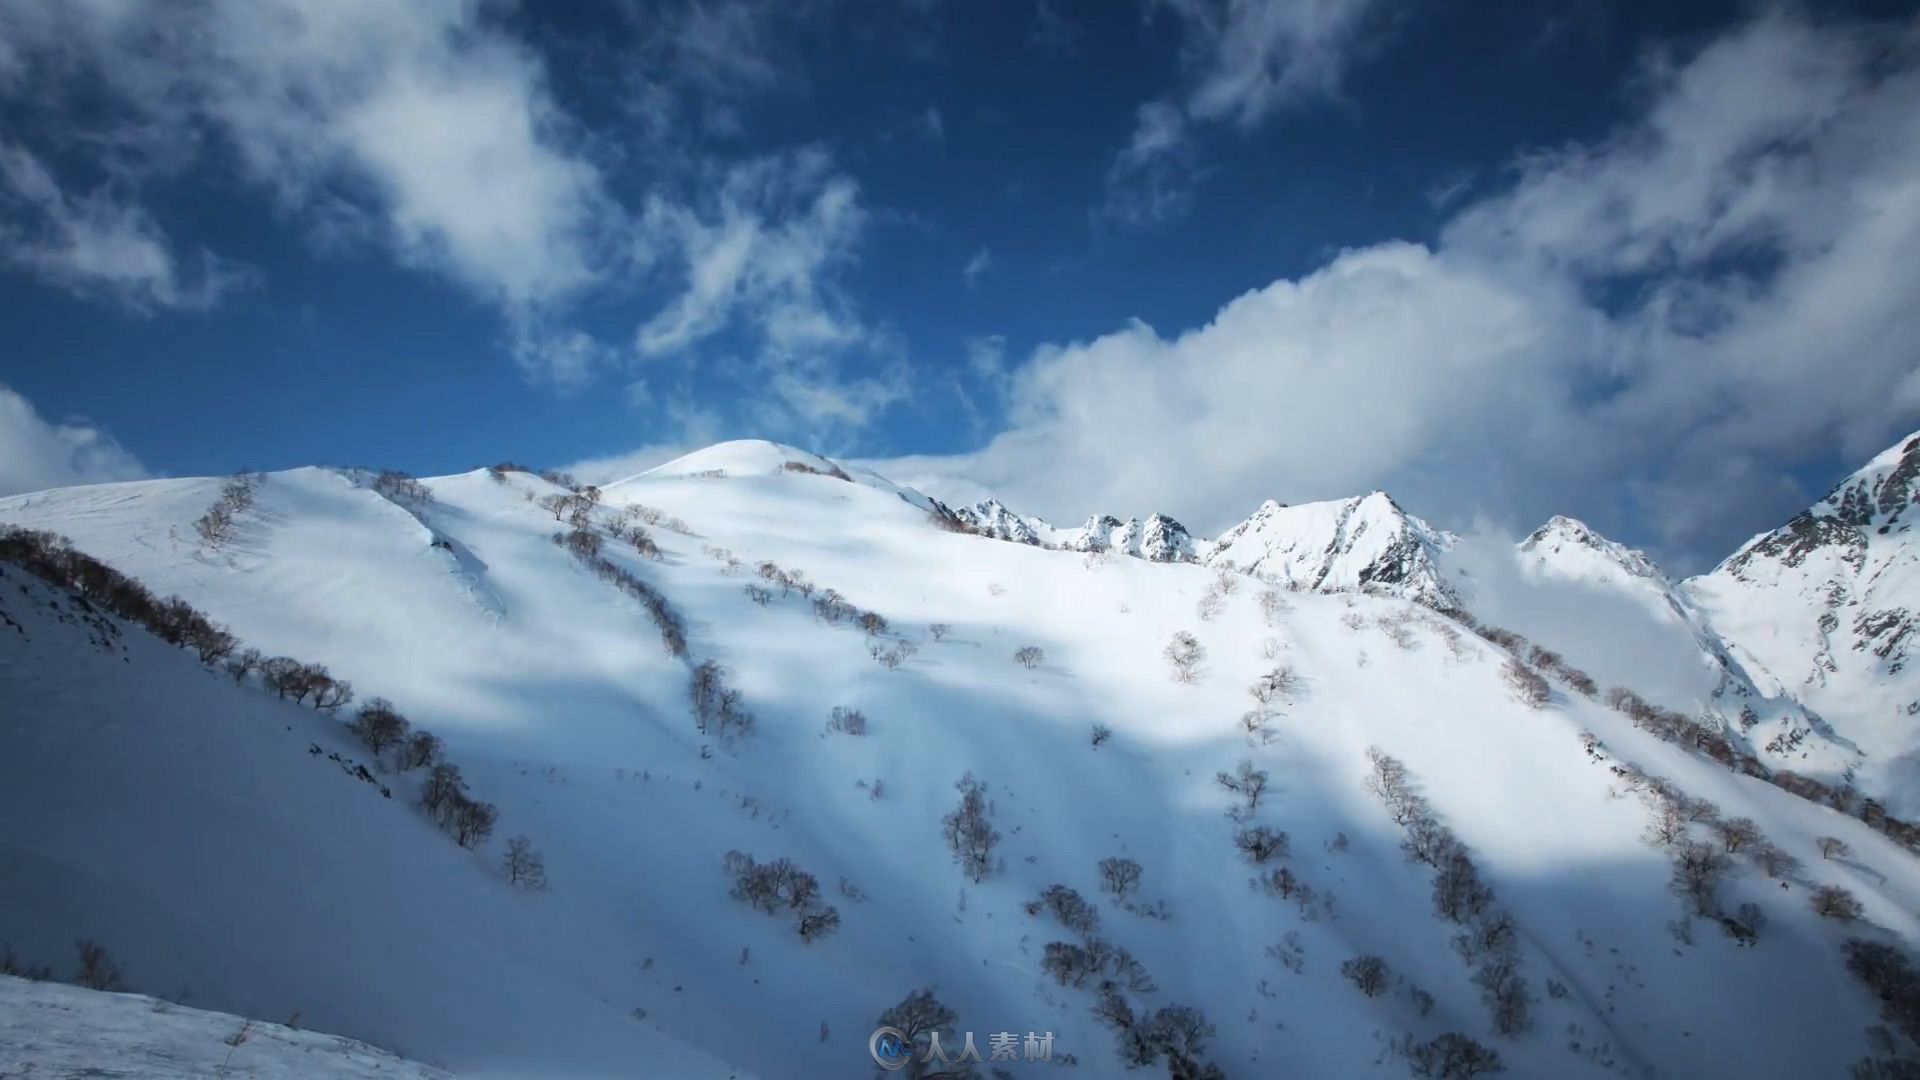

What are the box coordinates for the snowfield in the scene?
[0,973,454,1078]
[1,437,1917,1078]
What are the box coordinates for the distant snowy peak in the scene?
[1204,491,1460,607]
[1069,512,1200,563]
[1520,515,1672,590]
[949,499,1049,546]
[1718,430,1920,581]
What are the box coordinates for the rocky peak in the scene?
[1204,490,1458,608]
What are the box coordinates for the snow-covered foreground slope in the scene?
[0,974,454,1078]
[2,439,1916,1078]
[1689,431,1920,812]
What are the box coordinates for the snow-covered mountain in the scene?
[2,437,1918,1078]
[1688,430,1920,812]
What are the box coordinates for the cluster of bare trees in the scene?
[258,657,354,709]
[347,697,442,773]
[1089,988,1223,1079]
[723,851,841,943]
[1841,939,1920,1075]
[1244,663,1295,743]
[778,459,852,481]
[1449,607,1920,859]
[623,502,693,535]
[1501,660,1550,709]
[606,514,662,560]
[870,637,917,670]
[825,706,867,736]
[564,540,688,657]
[370,470,433,506]
[943,773,1000,883]
[420,761,498,848]
[1603,687,1745,771]
[690,660,755,741]
[1364,748,1532,1037]
[1405,1032,1505,1078]
[1028,884,1101,937]
[540,485,601,526]
[194,473,260,547]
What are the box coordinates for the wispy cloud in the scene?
[1105,0,1401,224]
[962,247,991,285]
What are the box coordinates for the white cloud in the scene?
[0,0,900,414]
[0,385,150,497]
[962,247,991,285]
[0,0,610,329]
[0,141,255,312]
[886,11,1920,569]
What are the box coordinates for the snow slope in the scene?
[0,974,455,1079]
[1688,430,1920,813]
[2,439,1915,1078]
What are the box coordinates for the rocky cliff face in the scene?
[1686,430,1920,811]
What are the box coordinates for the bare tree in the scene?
[1234,825,1290,863]
[74,938,124,991]
[1256,589,1287,625]
[1099,857,1142,900]
[1750,843,1801,879]
[398,730,442,772]
[1091,722,1114,747]
[943,773,1000,883]
[744,584,773,606]
[1341,955,1390,997]
[349,697,410,757]
[1014,645,1045,669]
[1713,816,1761,853]
[503,835,550,890]
[1818,836,1853,860]
[1811,884,1864,921]
[874,988,964,1080]
[1248,666,1296,706]
[1164,631,1204,683]
[1216,760,1270,813]
[1671,840,1733,916]
[929,623,951,641]
[420,762,466,818]
[451,797,499,848]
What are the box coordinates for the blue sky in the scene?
[1,0,1917,572]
